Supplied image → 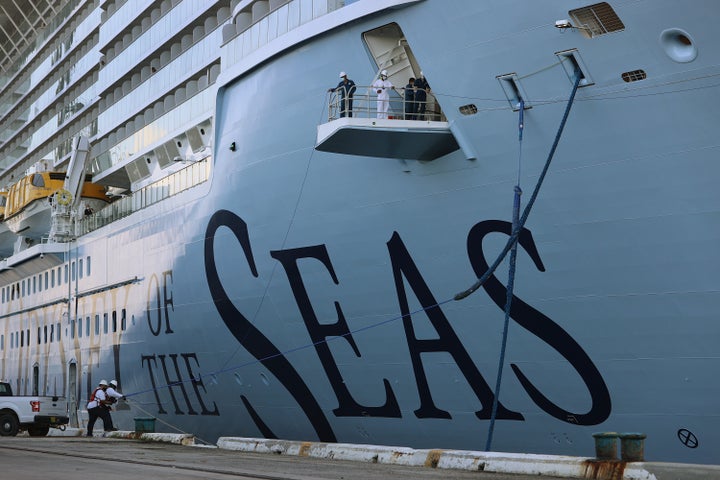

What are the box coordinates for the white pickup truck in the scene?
[0,381,70,436]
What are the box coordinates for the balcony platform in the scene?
[316,117,459,161]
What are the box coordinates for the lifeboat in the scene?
[4,172,108,240]
[0,191,16,256]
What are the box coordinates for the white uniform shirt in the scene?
[106,386,124,401]
[372,78,393,100]
[87,387,107,409]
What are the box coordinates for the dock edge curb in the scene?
[215,437,658,479]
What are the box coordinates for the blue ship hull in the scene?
[0,0,718,464]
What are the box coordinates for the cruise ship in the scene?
[0,0,718,465]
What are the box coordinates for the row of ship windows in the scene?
[0,308,128,351]
[1,256,92,304]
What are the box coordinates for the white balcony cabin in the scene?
[315,97,459,161]
[316,22,462,161]
[315,72,461,161]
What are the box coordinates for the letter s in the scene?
[467,220,611,425]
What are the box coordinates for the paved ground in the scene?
[0,436,567,480]
[2,433,718,479]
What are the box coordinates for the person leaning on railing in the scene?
[328,71,357,117]
[403,77,416,120]
[414,71,430,119]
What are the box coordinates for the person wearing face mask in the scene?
[372,70,395,119]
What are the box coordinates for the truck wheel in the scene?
[0,413,19,436]
[27,425,50,437]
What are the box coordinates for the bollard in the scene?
[592,432,618,460]
[133,417,156,433]
[619,432,646,462]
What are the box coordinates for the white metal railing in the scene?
[326,86,444,122]
[76,156,211,236]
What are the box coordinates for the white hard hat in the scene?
[99,380,108,386]
[110,380,118,388]
[381,70,388,76]
[339,71,347,78]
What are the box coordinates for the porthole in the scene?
[459,104,478,115]
[621,69,646,83]
[660,28,697,63]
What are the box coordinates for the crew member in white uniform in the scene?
[372,70,395,119]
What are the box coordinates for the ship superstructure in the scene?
[0,0,718,465]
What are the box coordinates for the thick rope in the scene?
[454,67,583,301]
[485,97,525,451]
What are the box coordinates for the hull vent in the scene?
[569,2,624,38]
[621,70,647,83]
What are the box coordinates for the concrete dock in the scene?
[0,430,717,480]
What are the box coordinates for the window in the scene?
[86,316,90,337]
[79,259,83,279]
[78,318,82,338]
[112,311,117,332]
[121,309,127,331]
[71,319,75,339]
[103,313,108,334]
[45,272,48,289]
[21,281,25,297]
[33,276,36,294]
[37,327,41,344]
[56,323,61,341]
[50,325,54,342]
[44,325,48,343]
[0,334,3,350]
[95,315,100,335]
[31,174,45,187]
[20,330,24,347]
[51,270,55,288]
[87,256,91,276]
[459,104,478,115]
[64,265,68,283]
[71,262,76,282]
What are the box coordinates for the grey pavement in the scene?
[0,435,564,480]
[0,431,718,480]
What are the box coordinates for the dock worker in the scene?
[106,380,126,405]
[86,379,115,436]
[372,70,395,119]
[328,71,357,117]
